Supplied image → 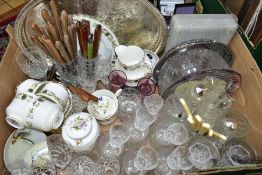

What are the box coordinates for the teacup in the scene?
[16,79,39,93]
[6,91,64,132]
[62,112,100,152]
[87,89,119,125]
[114,45,153,82]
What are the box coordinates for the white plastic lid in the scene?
[65,113,92,140]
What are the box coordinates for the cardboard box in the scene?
[0,25,262,173]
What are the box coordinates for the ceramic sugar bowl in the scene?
[62,112,100,152]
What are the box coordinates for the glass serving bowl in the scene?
[153,39,235,95]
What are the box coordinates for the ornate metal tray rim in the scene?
[14,0,167,55]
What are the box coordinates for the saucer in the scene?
[115,50,159,87]
[4,128,47,172]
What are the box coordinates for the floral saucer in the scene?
[4,128,47,172]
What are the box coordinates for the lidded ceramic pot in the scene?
[62,112,100,152]
[87,90,119,125]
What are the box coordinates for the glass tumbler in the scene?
[77,56,99,92]
[95,156,120,175]
[16,47,48,80]
[46,134,73,169]
[108,70,127,93]
[134,146,159,170]
[137,78,156,96]
[166,146,193,171]
[55,58,79,85]
[134,107,158,131]
[68,156,96,175]
[144,94,164,115]
[109,123,130,148]
[118,87,141,114]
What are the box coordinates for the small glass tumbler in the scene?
[166,146,193,171]
[68,156,96,175]
[137,78,156,96]
[109,123,130,148]
[134,146,159,171]
[31,159,56,175]
[164,123,189,145]
[98,134,124,158]
[95,156,120,175]
[77,56,99,92]
[225,139,256,166]
[122,150,147,175]
[108,70,127,93]
[189,136,220,170]
[46,134,73,169]
[16,47,48,80]
[118,87,141,114]
[134,107,158,131]
[144,94,164,115]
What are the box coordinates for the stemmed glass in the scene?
[16,47,48,80]
[133,146,159,171]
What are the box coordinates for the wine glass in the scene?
[134,107,158,131]
[108,70,127,93]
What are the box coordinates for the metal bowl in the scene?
[14,0,167,55]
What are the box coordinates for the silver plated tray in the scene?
[153,39,233,95]
[14,0,167,55]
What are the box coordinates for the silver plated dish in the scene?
[14,0,167,55]
[153,39,233,95]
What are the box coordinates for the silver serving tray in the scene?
[14,0,167,55]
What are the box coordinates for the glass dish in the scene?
[153,39,235,95]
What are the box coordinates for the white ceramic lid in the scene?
[88,90,118,120]
[65,113,92,140]
[16,79,39,93]
[115,45,145,68]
